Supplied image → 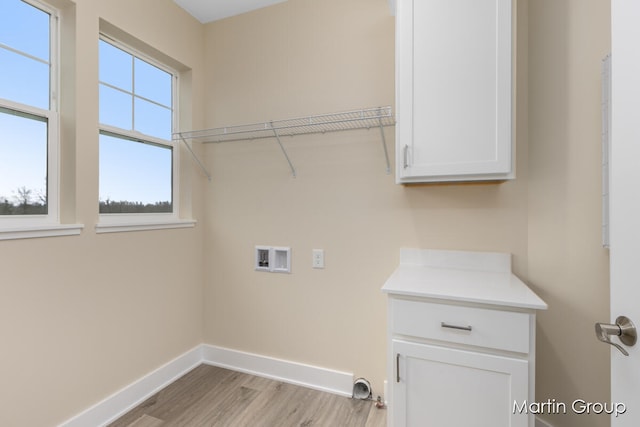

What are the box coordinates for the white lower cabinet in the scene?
[382,249,547,427]
[392,339,528,427]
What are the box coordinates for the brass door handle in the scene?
[595,316,637,356]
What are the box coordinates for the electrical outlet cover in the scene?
[312,249,324,269]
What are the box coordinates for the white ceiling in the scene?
[173,0,288,23]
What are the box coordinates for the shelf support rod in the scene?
[378,117,391,175]
[270,123,297,178]
[178,134,212,181]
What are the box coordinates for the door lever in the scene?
[595,316,637,356]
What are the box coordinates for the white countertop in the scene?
[382,249,547,310]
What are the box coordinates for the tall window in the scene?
[98,37,176,215]
[0,0,58,219]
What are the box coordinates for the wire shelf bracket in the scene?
[174,106,395,178]
[270,123,297,178]
[178,134,212,181]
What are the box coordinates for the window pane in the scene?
[134,98,171,140]
[134,58,172,107]
[0,48,49,109]
[99,40,132,91]
[0,0,50,62]
[99,84,132,130]
[99,133,172,213]
[0,107,48,215]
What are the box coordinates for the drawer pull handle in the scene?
[396,353,400,383]
[441,322,473,332]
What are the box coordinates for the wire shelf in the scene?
[174,106,395,143]
[174,106,395,179]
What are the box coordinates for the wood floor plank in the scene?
[229,380,305,426]
[126,414,165,427]
[108,365,233,427]
[299,391,373,427]
[169,384,259,425]
[365,402,387,427]
[167,370,265,426]
[110,364,387,427]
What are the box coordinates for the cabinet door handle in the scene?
[441,322,473,332]
[396,353,400,383]
[403,145,409,169]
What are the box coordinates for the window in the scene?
[0,0,58,220]
[98,37,176,217]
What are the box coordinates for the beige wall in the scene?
[0,0,613,426]
[202,0,529,400]
[528,0,611,426]
[0,1,206,426]
[203,1,612,426]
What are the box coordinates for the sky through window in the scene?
[0,0,50,213]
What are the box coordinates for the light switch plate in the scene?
[312,249,324,269]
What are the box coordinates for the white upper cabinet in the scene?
[395,0,514,183]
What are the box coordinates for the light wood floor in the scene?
[108,364,387,427]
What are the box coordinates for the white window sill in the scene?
[0,224,84,241]
[95,218,196,234]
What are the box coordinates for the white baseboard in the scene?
[536,416,555,427]
[58,345,203,427]
[202,344,354,397]
[58,344,354,427]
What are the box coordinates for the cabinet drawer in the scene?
[391,299,530,353]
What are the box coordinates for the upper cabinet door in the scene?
[395,0,514,183]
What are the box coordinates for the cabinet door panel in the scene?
[396,0,513,182]
[392,339,529,427]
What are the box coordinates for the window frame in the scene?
[0,0,81,240]
[0,99,59,219]
[96,34,191,233]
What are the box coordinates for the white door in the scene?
[610,1,640,425]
